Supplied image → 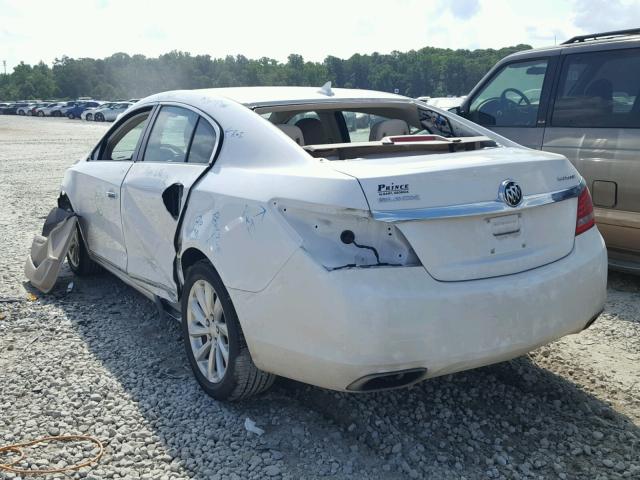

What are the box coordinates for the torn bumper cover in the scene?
[24,207,77,293]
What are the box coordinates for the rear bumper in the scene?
[231,227,607,391]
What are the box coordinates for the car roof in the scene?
[142,86,409,108]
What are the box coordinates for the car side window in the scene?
[468,59,548,127]
[97,111,150,161]
[144,106,198,163]
[187,118,217,164]
[552,48,640,128]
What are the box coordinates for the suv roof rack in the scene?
[562,27,640,45]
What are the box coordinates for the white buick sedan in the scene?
[59,86,607,400]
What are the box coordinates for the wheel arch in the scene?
[178,247,224,300]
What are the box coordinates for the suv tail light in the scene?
[575,185,595,236]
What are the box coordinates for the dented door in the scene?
[120,105,218,300]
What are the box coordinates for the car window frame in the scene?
[547,46,640,129]
[90,105,156,162]
[462,55,558,129]
[137,101,222,166]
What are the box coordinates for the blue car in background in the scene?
[66,101,102,119]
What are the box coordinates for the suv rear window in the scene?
[552,48,640,128]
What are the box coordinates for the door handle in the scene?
[106,190,117,199]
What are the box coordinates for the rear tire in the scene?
[181,260,275,401]
[67,225,101,275]
[67,113,75,119]
[85,113,93,121]
[38,111,44,117]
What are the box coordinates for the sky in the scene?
[1,0,640,72]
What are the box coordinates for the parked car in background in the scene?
[3,102,30,115]
[48,101,77,117]
[94,102,133,121]
[66,101,102,119]
[27,103,51,116]
[36,103,64,117]
[17,103,36,115]
[59,86,606,401]
[128,98,140,103]
[456,28,640,273]
[81,102,113,121]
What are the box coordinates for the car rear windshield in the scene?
[256,103,496,159]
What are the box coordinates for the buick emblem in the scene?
[499,180,523,207]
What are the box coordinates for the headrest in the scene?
[276,124,305,146]
[295,117,326,145]
[369,119,410,141]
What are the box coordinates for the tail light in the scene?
[575,185,595,236]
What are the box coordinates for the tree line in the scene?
[0,45,531,101]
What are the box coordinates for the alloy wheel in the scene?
[186,279,230,383]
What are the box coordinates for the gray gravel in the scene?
[0,116,639,479]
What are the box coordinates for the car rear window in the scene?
[552,48,640,128]
[187,119,217,164]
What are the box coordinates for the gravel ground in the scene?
[0,115,638,479]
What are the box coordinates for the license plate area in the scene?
[488,213,521,236]
[487,214,523,255]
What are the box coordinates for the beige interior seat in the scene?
[295,118,326,145]
[276,124,305,146]
[369,119,410,141]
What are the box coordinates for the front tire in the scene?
[67,225,101,275]
[85,113,93,121]
[95,113,104,122]
[181,261,275,401]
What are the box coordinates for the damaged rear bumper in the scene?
[230,227,607,392]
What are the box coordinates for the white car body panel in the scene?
[59,86,608,392]
[121,162,208,300]
[65,161,132,270]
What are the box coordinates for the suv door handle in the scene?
[106,190,117,199]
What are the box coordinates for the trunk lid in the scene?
[330,147,580,281]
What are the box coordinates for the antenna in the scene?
[2,61,6,75]
[318,81,334,97]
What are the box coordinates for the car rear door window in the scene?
[551,48,640,128]
[187,118,217,164]
[144,106,198,163]
[468,59,548,127]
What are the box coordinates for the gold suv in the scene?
[457,28,640,273]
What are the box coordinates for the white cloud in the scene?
[572,0,640,34]
[0,0,634,72]
[446,0,481,20]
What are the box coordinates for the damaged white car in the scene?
[56,86,607,400]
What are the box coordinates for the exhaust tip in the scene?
[346,368,428,392]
